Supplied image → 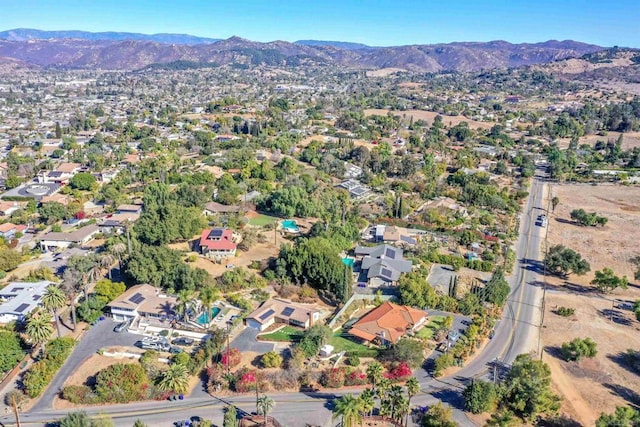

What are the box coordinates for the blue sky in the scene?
[2,0,639,47]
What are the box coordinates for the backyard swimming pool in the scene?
[282,219,300,232]
[196,306,221,325]
[342,257,355,267]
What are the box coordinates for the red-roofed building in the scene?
[349,301,427,346]
[199,228,237,259]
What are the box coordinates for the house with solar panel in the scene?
[108,284,177,323]
[245,298,322,332]
[0,281,54,324]
[354,244,413,287]
[199,227,237,259]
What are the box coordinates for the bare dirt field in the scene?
[364,109,494,130]
[542,183,640,424]
[556,131,640,150]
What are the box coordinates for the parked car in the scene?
[113,320,130,333]
[169,346,184,354]
[136,341,170,351]
[172,337,195,346]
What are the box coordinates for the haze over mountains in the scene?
[0,28,604,72]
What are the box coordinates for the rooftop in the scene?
[349,301,427,344]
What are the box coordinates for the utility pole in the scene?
[539,181,551,361]
[10,393,22,427]
[226,321,231,377]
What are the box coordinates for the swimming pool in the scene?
[342,257,354,267]
[196,307,221,325]
[282,220,300,232]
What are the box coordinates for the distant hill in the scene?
[0,28,220,45]
[295,40,372,50]
[0,29,605,72]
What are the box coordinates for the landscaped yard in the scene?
[248,214,279,226]
[258,326,303,342]
[329,332,379,357]
[416,316,445,340]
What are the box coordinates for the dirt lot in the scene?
[542,183,640,424]
[364,108,494,130]
[556,131,640,150]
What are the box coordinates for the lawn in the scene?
[416,316,445,340]
[258,326,303,342]
[248,214,279,227]
[330,332,379,357]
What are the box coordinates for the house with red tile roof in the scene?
[348,301,427,346]
[199,228,237,259]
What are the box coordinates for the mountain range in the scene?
[0,28,605,72]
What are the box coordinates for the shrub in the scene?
[159,330,169,337]
[23,337,75,398]
[556,307,575,317]
[0,330,25,374]
[265,370,300,391]
[346,354,360,367]
[344,369,367,386]
[94,363,152,403]
[463,380,497,414]
[234,370,257,393]
[561,337,597,361]
[433,353,455,377]
[62,385,97,404]
[172,352,191,367]
[221,348,242,368]
[384,362,412,382]
[319,367,346,388]
[206,364,227,393]
[260,351,283,368]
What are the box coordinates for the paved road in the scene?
[3,173,548,427]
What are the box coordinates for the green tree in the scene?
[560,337,597,361]
[223,405,239,427]
[544,245,591,277]
[41,284,66,338]
[591,268,628,293]
[38,202,70,224]
[462,380,497,414]
[55,121,62,139]
[366,361,384,390]
[298,324,332,357]
[58,410,92,427]
[358,388,375,417]
[261,351,283,368]
[0,330,24,373]
[157,363,190,394]
[0,247,23,272]
[596,406,640,427]
[332,394,362,427]
[256,394,275,426]
[132,420,148,427]
[483,268,510,307]
[501,354,561,420]
[382,339,424,368]
[198,286,218,324]
[93,279,126,303]
[69,172,97,191]
[421,402,456,427]
[551,196,559,212]
[25,309,53,353]
[398,270,439,309]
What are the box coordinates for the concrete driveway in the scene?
[230,327,274,353]
[31,318,140,411]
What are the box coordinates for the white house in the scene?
[246,299,322,332]
[0,281,54,324]
[39,224,100,251]
[107,284,177,322]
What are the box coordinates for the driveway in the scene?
[31,318,140,411]
[230,327,274,353]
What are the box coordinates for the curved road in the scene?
[1,172,548,427]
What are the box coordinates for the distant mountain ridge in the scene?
[0,28,605,72]
[0,28,221,45]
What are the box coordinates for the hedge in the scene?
[23,337,75,398]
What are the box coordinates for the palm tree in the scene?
[41,284,66,338]
[405,377,420,426]
[62,268,84,331]
[84,264,103,297]
[157,363,190,394]
[99,252,116,280]
[26,309,53,354]
[109,242,127,271]
[366,362,384,391]
[333,394,362,427]
[176,289,195,322]
[358,388,375,418]
[256,394,275,426]
[198,287,218,324]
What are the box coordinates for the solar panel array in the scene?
[15,303,30,313]
[385,248,396,259]
[208,229,224,239]
[280,307,295,317]
[259,309,275,321]
[129,292,145,304]
[32,294,41,301]
[381,268,393,278]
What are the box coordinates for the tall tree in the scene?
[157,363,190,394]
[257,394,275,426]
[551,196,559,212]
[25,309,53,354]
[41,284,66,338]
[366,361,384,391]
[198,287,219,324]
[332,394,362,427]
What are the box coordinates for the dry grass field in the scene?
[364,108,495,130]
[556,131,640,150]
[541,183,640,424]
